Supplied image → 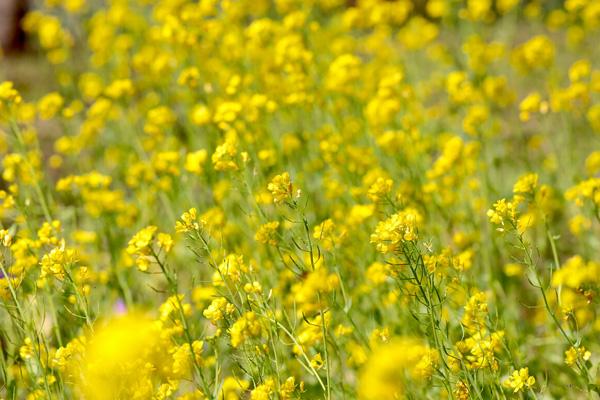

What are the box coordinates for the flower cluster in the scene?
[1,0,600,398]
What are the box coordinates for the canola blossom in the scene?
[1,0,600,399]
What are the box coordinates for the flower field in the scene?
[2,0,600,398]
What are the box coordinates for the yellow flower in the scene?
[370,208,423,253]
[171,340,204,378]
[310,353,324,369]
[212,138,239,171]
[229,311,263,348]
[159,294,192,322]
[203,297,236,324]
[255,221,280,245]
[325,53,362,94]
[587,104,600,132]
[568,214,592,236]
[176,208,204,233]
[0,81,22,115]
[462,104,489,136]
[157,233,173,253]
[513,173,538,196]
[365,262,389,285]
[367,177,393,202]
[357,338,438,400]
[185,149,208,175]
[77,313,166,400]
[219,376,249,400]
[519,92,548,121]
[250,378,274,400]
[126,226,158,271]
[19,337,34,360]
[454,381,470,400]
[177,67,200,88]
[144,106,176,136]
[551,256,599,289]
[487,198,517,232]
[565,346,591,367]
[104,79,134,99]
[512,35,555,73]
[503,367,535,393]
[191,104,211,126]
[40,240,78,281]
[503,263,524,277]
[267,172,293,204]
[293,314,330,355]
[462,291,488,334]
[279,377,297,400]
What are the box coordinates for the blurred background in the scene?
[1,0,27,54]
[1,0,53,97]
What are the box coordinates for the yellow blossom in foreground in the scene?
[357,337,438,400]
[77,313,166,400]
